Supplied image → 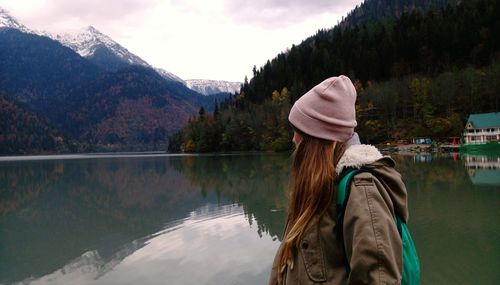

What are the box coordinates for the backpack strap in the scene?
[336,168,420,284]
[336,169,362,212]
[335,168,367,274]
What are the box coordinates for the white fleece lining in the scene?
[336,144,383,174]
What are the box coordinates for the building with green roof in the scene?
[462,112,500,149]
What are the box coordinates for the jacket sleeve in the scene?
[343,172,403,285]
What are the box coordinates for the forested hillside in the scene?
[0,92,70,154]
[171,0,500,152]
[338,0,455,29]
[0,28,219,153]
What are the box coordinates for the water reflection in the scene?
[17,204,277,285]
[1,152,499,285]
[463,154,500,186]
[413,154,433,163]
[0,154,289,285]
[169,154,290,238]
[391,153,500,284]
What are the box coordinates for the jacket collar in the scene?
[336,144,383,174]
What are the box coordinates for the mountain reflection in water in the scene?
[0,154,289,285]
[18,205,277,285]
[0,152,498,285]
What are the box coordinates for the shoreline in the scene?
[5,143,500,161]
[0,151,283,162]
[377,143,460,154]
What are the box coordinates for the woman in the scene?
[269,76,410,285]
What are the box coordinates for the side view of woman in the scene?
[269,75,412,285]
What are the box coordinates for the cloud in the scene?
[42,0,155,21]
[224,0,362,28]
[0,0,364,81]
[0,0,157,32]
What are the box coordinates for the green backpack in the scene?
[336,169,420,285]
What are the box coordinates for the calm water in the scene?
[0,152,498,285]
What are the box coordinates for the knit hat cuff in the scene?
[289,104,354,142]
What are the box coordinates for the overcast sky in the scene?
[0,0,363,82]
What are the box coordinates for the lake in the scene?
[0,152,499,285]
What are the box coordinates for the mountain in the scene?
[50,24,238,90]
[0,7,31,33]
[0,8,225,154]
[0,28,218,151]
[55,26,147,63]
[63,66,209,150]
[0,92,70,154]
[49,25,188,83]
[185,79,241,96]
[154,67,185,82]
[1,7,256,154]
[1,8,233,93]
[0,8,117,74]
[0,27,216,152]
[338,0,453,29]
[0,28,102,111]
[171,0,500,152]
[0,8,184,83]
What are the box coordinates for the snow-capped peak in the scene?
[185,79,241,96]
[0,7,31,33]
[0,9,185,83]
[53,25,148,66]
[154,68,185,83]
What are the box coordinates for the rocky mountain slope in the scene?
[185,79,241,96]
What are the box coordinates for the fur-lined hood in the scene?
[336,144,409,222]
[336,144,383,174]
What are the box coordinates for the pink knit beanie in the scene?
[288,75,357,142]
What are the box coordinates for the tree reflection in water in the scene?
[1,152,498,285]
[0,153,290,284]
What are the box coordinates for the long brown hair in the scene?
[278,129,346,282]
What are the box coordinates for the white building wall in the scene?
[464,128,500,144]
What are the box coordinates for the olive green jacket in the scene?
[269,145,409,285]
